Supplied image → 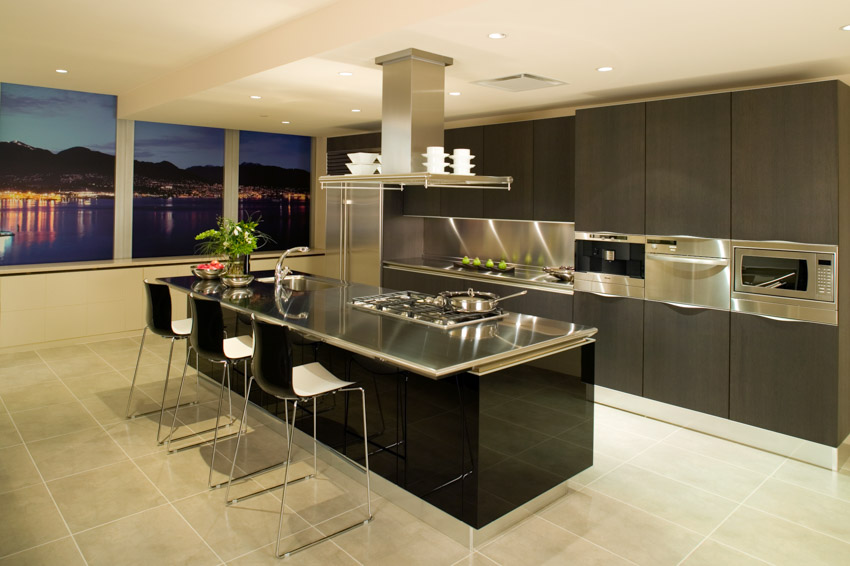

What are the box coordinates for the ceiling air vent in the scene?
[474,73,566,92]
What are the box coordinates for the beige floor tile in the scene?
[589,464,738,535]
[680,540,771,566]
[0,484,69,557]
[595,404,680,440]
[74,505,220,566]
[35,345,95,362]
[480,515,632,565]
[0,413,22,448]
[329,498,469,566]
[0,382,77,413]
[61,369,130,399]
[173,488,310,563]
[0,364,59,393]
[119,361,193,386]
[95,348,164,372]
[663,429,786,475]
[0,537,86,566]
[630,443,767,501]
[227,539,359,565]
[44,355,114,380]
[103,416,173,459]
[27,427,128,481]
[539,488,703,566]
[745,478,850,544]
[712,506,850,566]
[85,338,142,355]
[48,460,167,533]
[81,388,160,427]
[773,459,850,503]
[133,447,232,501]
[0,351,42,370]
[0,444,41,494]
[10,401,99,443]
[451,553,501,566]
[564,452,624,487]
[560,421,659,461]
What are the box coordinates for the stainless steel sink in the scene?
[256,275,341,291]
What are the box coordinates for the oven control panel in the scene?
[816,254,834,302]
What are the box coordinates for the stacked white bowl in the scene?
[346,152,380,175]
[449,148,475,175]
[422,146,449,174]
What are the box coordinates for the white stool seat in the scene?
[171,318,192,336]
[293,362,354,398]
[224,335,253,360]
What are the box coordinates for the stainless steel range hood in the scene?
[319,48,512,191]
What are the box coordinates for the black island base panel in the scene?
[260,344,595,530]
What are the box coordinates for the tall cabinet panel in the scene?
[481,122,534,220]
[440,127,485,218]
[643,302,730,418]
[575,103,645,234]
[573,292,643,396]
[533,116,575,221]
[732,81,840,244]
[730,313,839,445]
[646,94,731,238]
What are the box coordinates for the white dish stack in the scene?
[346,153,381,175]
[449,148,475,175]
[422,146,449,174]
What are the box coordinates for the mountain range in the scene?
[0,141,310,192]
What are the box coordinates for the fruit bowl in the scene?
[220,274,254,287]
[192,262,226,279]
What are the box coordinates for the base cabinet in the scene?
[573,291,643,396]
[730,313,839,445]
[643,302,729,418]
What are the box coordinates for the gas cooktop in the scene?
[349,290,508,328]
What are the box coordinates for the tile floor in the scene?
[1,335,850,565]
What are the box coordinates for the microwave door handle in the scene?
[754,272,795,288]
[646,255,728,266]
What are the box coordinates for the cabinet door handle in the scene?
[661,301,708,310]
[646,254,728,266]
[759,314,806,324]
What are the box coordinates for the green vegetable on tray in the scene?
[473,257,481,266]
[485,259,494,268]
[462,256,470,265]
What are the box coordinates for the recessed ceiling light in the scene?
[351,109,361,113]
[281,121,291,124]
[597,66,614,72]
[250,95,262,99]
[488,32,507,39]
[842,24,850,31]
[338,71,353,76]
[448,92,461,96]
[55,69,68,74]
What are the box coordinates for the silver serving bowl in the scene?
[191,265,226,279]
[220,274,254,287]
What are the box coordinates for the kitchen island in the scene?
[159,272,597,530]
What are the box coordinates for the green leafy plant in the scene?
[194,215,272,260]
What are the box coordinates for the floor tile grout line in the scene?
[0,535,81,562]
[657,432,786,477]
[33,346,230,566]
[3,351,90,565]
[736,500,850,548]
[593,404,682,443]
[763,468,850,504]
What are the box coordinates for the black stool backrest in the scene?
[250,317,298,399]
[189,293,227,362]
[145,281,176,338]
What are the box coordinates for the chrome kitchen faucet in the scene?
[274,246,310,286]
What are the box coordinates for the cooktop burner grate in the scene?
[349,290,508,328]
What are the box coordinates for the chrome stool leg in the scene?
[167,359,236,453]
[125,327,147,418]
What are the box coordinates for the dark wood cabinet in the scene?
[573,292,643,395]
[732,81,846,244]
[643,302,729,418]
[575,103,645,234]
[382,267,465,295]
[730,313,839,445]
[646,94,731,238]
[533,116,575,221]
[482,122,534,220]
[440,126,485,218]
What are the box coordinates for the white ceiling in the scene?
[2,0,849,137]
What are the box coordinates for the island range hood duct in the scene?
[319,48,512,190]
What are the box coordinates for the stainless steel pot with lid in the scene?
[436,288,527,313]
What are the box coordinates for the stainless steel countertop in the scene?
[384,257,575,295]
[159,272,594,380]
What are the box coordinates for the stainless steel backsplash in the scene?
[421,218,575,267]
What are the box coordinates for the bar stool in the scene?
[167,293,253,487]
[225,316,372,558]
[125,280,198,444]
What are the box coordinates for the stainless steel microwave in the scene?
[731,240,837,324]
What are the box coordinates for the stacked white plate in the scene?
[346,152,380,175]
[422,146,448,173]
[449,148,475,175]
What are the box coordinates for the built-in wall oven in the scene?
[574,232,645,298]
[645,236,731,310]
[731,240,837,325]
